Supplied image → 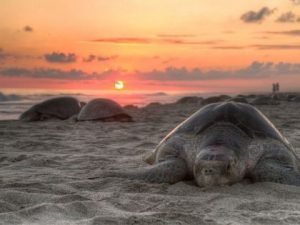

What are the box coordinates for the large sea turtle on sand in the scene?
[20,97,82,121]
[90,102,300,187]
[77,98,133,122]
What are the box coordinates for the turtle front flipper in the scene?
[250,159,300,186]
[89,158,188,184]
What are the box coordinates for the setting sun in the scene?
[114,80,124,90]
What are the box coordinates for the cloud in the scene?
[1,62,300,82]
[0,49,10,61]
[290,0,300,5]
[0,49,39,62]
[0,68,88,79]
[241,7,275,23]
[83,54,96,62]
[138,61,300,81]
[92,37,151,44]
[97,56,114,61]
[83,54,117,62]
[276,11,300,22]
[23,25,33,32]
[162,39,219,45]
[156,34,197,38]
[266,29,300,36]
[0,67,117,80]
[211,44,300,50]
[44,52,77,63]
[212,46,246,50]
[0,49,20,61]
[252,44,300,50]
[92,37,220,45]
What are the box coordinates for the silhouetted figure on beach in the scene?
[276,83,280,93]
[272,82,280,94]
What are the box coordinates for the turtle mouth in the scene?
[194,163,234,187]
[197,158,231,176]
[193,150,240,187]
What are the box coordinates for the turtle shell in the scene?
[20,97,81,121]
[162,102,290,147]
[77,98,132,121]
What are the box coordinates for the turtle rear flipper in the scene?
[89,158,188,184]
[142,150,156,165]
[250,159,300,186]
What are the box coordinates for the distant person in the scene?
[272,83,276,93]
[276,82,280,93]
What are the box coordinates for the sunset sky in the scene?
[1,0,300,93]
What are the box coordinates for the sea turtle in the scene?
[250,96,279,105]
[77,98,133,122]
[227,96,248,104]
[290,96,300,102]
[91,102,300,187]
[176,96,203,105]
[201,95,231,105]
[19,97,82,121]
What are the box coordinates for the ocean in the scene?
[0,89,231,121]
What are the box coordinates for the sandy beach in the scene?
[0,100,300,225]
[2,0,300,224]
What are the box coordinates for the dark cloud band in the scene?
[44,52,77,63]
[1,61,300,81]
[266,30,300,36]
[83,54,117,62]
[92,37,220,45]
[139,62,300,81]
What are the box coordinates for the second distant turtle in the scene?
[77,98,133,122]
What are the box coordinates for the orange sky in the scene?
[1,0,300,93]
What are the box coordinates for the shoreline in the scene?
[1,92,300,121]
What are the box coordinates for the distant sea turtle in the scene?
[227,96,248,104]
[287,94,297,101]
[202,95,231,105]
[176,96,203,104]
[250,96,279,105]
[20,97,82,121]
[91,102,300,187]
[290,96,300,102]
[77,98,133,122]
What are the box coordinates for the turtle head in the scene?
[193,146,245,187]
[19,108,41,122]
